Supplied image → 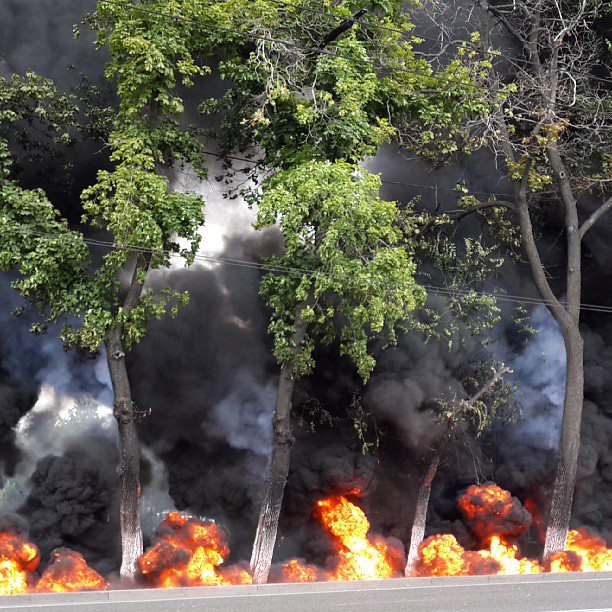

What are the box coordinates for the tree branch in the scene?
[547,145,581,320]
[514,159,571,328]
[447,200,516,221]
[579,196,612,239]
[459,365,511,412]
[122,252,152,316]
[487,5,530,51]
[319,9,368,49]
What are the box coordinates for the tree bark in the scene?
[477,0,598,561]
[541,145,584,558]
[105,253,150,578]
[542,326,584,557]
[250,303,310,585]
[105,327,143,578]
[405,451,441,575]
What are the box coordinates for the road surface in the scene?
[1,572,611,611]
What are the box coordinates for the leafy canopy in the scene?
[255,160,425,379]
[1,1,208,352]
[201,0,440,380]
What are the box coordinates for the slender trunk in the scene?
[405,451,441,575]
[105,327,143,578]
[542,145,583,558]
[542,326,584,557]
[250,304,310,584]
[249,361,297,584]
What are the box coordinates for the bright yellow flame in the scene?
[317,495,398,581]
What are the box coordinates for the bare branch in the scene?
[458,365,511,412]
[579,196,612,239]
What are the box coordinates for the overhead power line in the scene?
[176,148,554,199]
[4,223,612,314]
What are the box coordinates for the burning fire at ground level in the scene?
[0,483,610,595]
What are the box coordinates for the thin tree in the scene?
[1,1,208,577]
[405,364,511,573]
[249,161,425,583]
[401,0,611,557]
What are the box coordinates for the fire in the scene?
[417,533,542,576]
[550,528,612,572]
[458,483,532,540]
[0,482,609,594]
[416,483,610,576]
[418,534,466,576]
[279,559,318,583]
[316,494,403,581]
[35,549,107,593]
[137,511,252,587]
[0,531,40,595]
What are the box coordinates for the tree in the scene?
[250,161,424,582]
[199,0,469,582]
[1,0,209,577]
[404,364,512,573]
[396,0,611,557]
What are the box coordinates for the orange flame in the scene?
[417,484,611,576]
[279,559,319,583]
[417,533,542,576]
[35,549,107,593]
[458,483,532,540]
[550,528,612,572]
[0,481,607,592]
[418,534,467,576]
[0,531,40,595]
[316,495,403,581]
[137,512,251,587]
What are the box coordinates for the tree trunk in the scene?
[541,145,584,558]
[105,327,143,579]
[249,361,297,584]
[542,326,584,557]
[405,451,441,575]
[250,304,310,584]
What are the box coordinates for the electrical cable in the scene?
[4,222,612,314]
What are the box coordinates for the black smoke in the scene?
[18,442,120,574]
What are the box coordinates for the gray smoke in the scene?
[500,306,566,450]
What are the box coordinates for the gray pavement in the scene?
[1,572,611,611]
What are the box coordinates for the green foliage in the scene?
[195,1,438,382]
[1,2,208,353]
[198,0,503,384]
[197,0,492,166]
[254,160,425,380]
[388,37,510,160]
[416,236,504,347]
[0,73,92,330]
[0,72,78,176]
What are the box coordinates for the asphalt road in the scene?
[1,572,611,611]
